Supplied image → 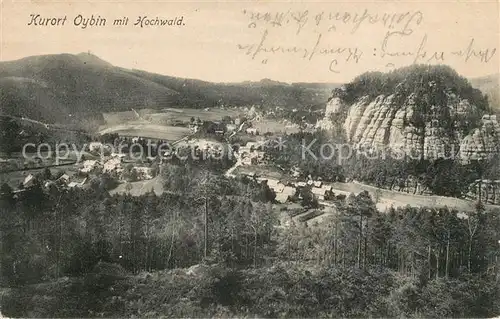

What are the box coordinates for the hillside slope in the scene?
[124,70,336,109]
[0,53,338,125]
[0,53,179,123]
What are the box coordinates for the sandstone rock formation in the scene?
[459,115,500,162]
[466,179,500,205]
[319,93,500,162]
[315,97,343,131]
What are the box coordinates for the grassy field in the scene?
[147,108,243,122]
[99,123,191,141]
[109,176,164,196]
[103,108,244,125]
[100,107,243,140]
[102,111,139,125]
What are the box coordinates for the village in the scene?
[4,108,306,201]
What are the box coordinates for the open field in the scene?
[102,111,141,125]
[109,176,164,197]
[148,107,243,122]
[99,123,191,141]
[100,107,242,140]
[103,107,244,126]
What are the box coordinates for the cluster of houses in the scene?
[78,153,154,181]
[188,116,247,136]
[21,172,88,191]
[239,142,267,166]
[17,151,156,194]
[242,172,346,204]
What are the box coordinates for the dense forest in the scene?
[0,162,499,318]
[338,65,489,111]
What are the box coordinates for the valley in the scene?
[1,54,499,319]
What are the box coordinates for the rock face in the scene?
[459,115,500,162]
[320,93,500,162]
[466,179,500,205]
[315,97,343,131]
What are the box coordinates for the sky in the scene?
[0,0,498,83]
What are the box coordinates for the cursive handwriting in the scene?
[242,9,424,35]
[237,29,363,72]
[239,8,496,73]
[451,38,497,63]
[380,31,497,66]
[380,31,445,64]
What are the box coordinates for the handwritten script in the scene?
[237,9,497,73]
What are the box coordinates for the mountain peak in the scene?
[258,78,289,86]
[75,52,113,67]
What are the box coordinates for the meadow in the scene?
[100,107,244,140]
[144,107,243,123]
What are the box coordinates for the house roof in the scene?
[23,174,35,186]
[58,174,70,181]
[273,183,285,193]
[67,182,80,188]
[275,193,289,203]
[282,186,295,196]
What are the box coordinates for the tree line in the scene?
[0,161,499,317]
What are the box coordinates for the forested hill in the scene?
[0,53,338,124]
[337,65,490,111]
[0,53,178,124]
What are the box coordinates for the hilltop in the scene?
[0,53,179,124]
[319,65,496,160]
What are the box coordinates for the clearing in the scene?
[109,176,164,196]
[99,123,191,141]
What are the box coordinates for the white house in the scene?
[80,160,100,173]
[275,186,295,203]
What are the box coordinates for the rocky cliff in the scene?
[318,66,499,162]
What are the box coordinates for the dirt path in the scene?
[327,181,499,212]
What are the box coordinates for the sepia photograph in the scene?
[0,0,499,318]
